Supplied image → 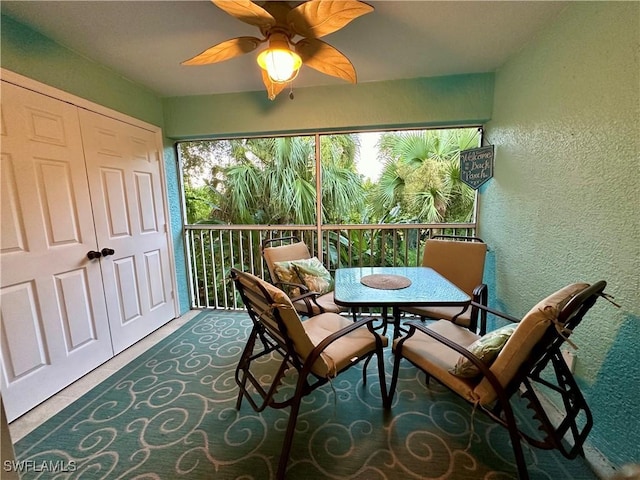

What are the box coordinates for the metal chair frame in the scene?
[407,234,489,334]
[389,281,608,480]
[261,236,344,317]
[230,268,388,479]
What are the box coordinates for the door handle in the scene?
[87,250,102,260]
[101,248,115,257]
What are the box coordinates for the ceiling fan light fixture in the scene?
[257,33,302,83]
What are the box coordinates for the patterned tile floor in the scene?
[8,310,201,442]
[8,309,615,479]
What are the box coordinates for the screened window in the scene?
[178,127,481,226]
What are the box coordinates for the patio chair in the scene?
[388,280,608,480]
[230,268,388,480]
[401,235,488,334]
[261,236,345,317]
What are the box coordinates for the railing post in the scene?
[315,134,323,262]
[184,223,477,309]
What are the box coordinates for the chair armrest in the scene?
[275,279,309,292]
[399,321,511,404]
[472,283,487,301]
[472,284,489,335]
[289,289,330,315]
[468,299,521,324]
[450,284,489,334]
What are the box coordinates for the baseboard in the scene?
[582,442,617,479]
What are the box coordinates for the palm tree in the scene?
[369,128,479,223]
[320,134,364,224]
[219,136,316,224]
[210,135,365,225]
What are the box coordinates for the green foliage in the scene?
[179,124,481,309]
[183,184,220,224]
[369,128,480,223]
[179,127,479,226]
[180,135,367,225]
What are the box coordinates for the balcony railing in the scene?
[185,223,477,309]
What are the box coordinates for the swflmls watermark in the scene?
[3,460,77,473]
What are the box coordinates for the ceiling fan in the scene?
[182,0,374,100]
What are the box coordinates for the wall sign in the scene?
[460,145,494,189]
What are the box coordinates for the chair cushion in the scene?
[292,292,343,315]
[473,282,589,404]
[303,313,388,378]
[449,324,516,378]
[292,257,334,295]
[248,274,371,378]
[422,239,486,295]
[263,241,311,264]
[394,320,480,402]
[402,304,471,327]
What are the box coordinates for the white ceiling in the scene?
[1,1,569,98]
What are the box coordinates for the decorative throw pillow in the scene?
[272,261,302,297]
[291,257,334,295]
[450,324,517,378]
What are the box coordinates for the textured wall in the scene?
[162,74,494,139]
[0,15,163,127]
[162,142,191,314]
[1,14,190,315]
[4,4,639,469]
[482,2,639,469]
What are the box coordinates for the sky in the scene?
[355,131,383,182]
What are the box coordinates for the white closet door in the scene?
[79,110,175,354]
[0,83,114,421]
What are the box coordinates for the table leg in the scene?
[392,306,401,339]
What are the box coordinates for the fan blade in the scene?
[296,38,357,83]
[261,70,288,100]
[182,37,262,66]
[212,0,276,29]
[287,0,374,38]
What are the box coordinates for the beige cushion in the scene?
[473,282,589,404]
[402,239,486,324]
[292,292,342,315]
[263,241,311,282]
[394,320,480,402]
[249,273,384,378]
[402,304,472,326]
[422,239,486,295]
[395,282,589,406]
[303,313,388,378]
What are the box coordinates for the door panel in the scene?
[0,83,114,421]
[79,110,175,354]
[0,282,47,379]
[55,269,99,349]
[0,154,27,254]
[37,159,81,245]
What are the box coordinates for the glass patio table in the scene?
[333,266,470,338]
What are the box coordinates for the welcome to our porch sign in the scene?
[460,145,494,189]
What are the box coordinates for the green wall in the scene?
[3,1,639,471]
[483,2,639,470]
[0,15,163,127]
[0,14,191,314]
[162,73,494,138]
